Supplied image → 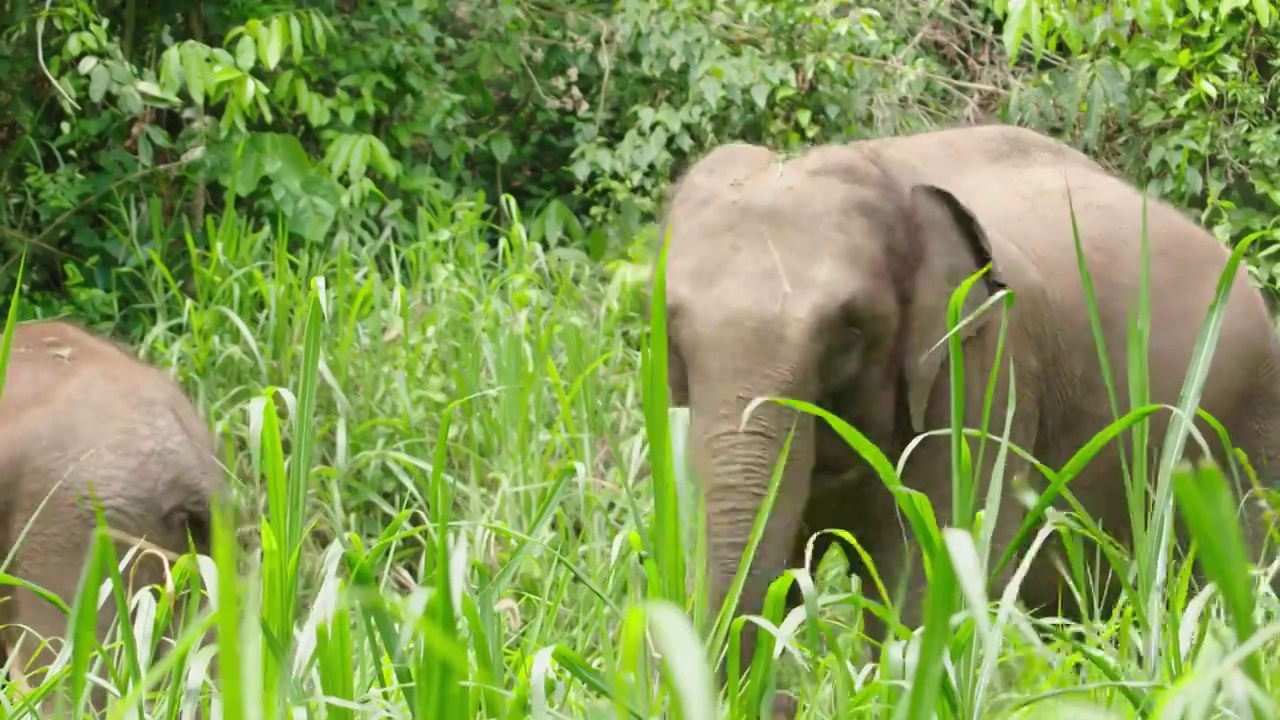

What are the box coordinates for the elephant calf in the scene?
[0,319,230,708]
[657,123,1280,698]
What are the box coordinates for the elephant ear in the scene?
[903,183,1006,433]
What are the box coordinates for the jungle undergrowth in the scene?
[0,191,1278,718]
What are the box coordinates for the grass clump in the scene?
[0,192,1277,720]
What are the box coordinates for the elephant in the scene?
[656,123,1280,706]
[0,318,232,711]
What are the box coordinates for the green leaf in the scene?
[88,63,110,103]
[181,44,207,106]
[647,600,717,720]
[323,133,356,179]
[231,134,268,195]
[490,133,513,165]
[290,14,305,65]
[290,182,336,251]
[1253,0,1272,26]
[1196,75,1218,99]
[137,131,154,166]
[263,132,313,183]
[366,135,398,178]
[235,34,257,71]
[310,11,329,54]
[477,50,497,81]
[263,17,286,70]
[1172,461,1267,699]
[1001,0,1033,62]
[136,80,177,105]
[158,47,183,96]
[1156,65,1179,85]
[543,200,566,245]
[750,83,769,108]
[346,137,370,183]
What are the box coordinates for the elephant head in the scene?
[658,142,1005,667]
[0,319,234,712]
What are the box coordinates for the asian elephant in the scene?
[657,124,1280,697]
[0,319,231,711]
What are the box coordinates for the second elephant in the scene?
[0,319,231,711]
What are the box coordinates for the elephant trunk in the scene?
[690,364,816,673]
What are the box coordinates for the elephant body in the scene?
[0,319,229,708]
[659,124,1280,679]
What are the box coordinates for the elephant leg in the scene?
[1020,428,1145,625]
[785,474,898,639]
[764,480,896,720]
[889,362,1042,634]
[881,434,951,633]
[783,489,853,611]
[883,440,1037,632]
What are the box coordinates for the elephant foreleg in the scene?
[888,375,1041,635]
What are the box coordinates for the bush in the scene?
[6,1,1277,318]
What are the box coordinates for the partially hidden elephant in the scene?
[0,319,232,710]
[657,124,1280,698]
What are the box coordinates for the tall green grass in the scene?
[0,188,1276,719]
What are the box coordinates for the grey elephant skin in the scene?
[657,124,1280,679]
[0,319,231,711]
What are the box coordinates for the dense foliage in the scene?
[1,0,1279,717]
[5,0,1279,320]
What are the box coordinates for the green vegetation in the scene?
[2,0,1280,717]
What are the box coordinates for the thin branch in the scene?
[35,0,80,112]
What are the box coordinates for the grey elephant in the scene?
[657,124,1280,699]
[0,319,231,711]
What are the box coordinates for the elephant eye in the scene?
[835,326,865,360]
[833,301,866,347]
[168,507,212,554]
[820,316,866,394]
[666,331,690,406]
